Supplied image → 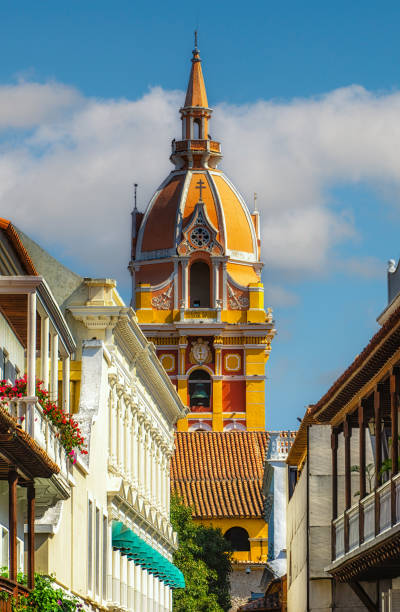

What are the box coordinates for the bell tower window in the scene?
[188,370,212,410]
[194,118,202,139]
[190,261,210,308]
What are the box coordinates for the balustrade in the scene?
[333,475,400,561]
[8,398,69,480]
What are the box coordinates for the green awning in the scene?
[112,521,185,589]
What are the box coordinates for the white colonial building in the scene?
[0,220,186,611]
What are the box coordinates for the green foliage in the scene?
[171,495,232,612]
[0,571,81,611]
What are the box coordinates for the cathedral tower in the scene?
[129,40,275,433]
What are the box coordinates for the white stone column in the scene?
[157,448,162,508]
[212,260,220,308]
[159,581,165,612]
[154,576,160,612]
[173,261,179,310]
[148,572,154,612]
[146,429,152,501]
[222,261,228,310]
[107,522,112,602]
[133,414,139,487]
[127,559,134,610]
[62,355,70,412]
[110,390,118,466]
[181,260,189,309]
[112,549,121,605]
[125,405,131,481]
[138,419,145,495]
[134,563,141,611]
[40,315,49,390]
[50,332,58,402]
[120,554,127,608]
[27,292,36,398]
[141,568,148,612]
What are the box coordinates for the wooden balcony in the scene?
[0,577,30,611]
[330,473,400,581]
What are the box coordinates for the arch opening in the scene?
[190,261,210,308]
[188,369,212,410]
[194,118,202,139]
[224,527,250,552]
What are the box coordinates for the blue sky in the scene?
[0,1,400,429]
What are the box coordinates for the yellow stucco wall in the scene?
[196,517,268,563]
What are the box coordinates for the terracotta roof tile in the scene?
[171,431,269,519]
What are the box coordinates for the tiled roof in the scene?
[311,303,400,422]
[171,431,269,519]
[0,218,37,275]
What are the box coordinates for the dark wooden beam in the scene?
[8,468,18,582]
[348,581,378,612]
[374,386,383,489]
[331,427,338,561]
[391,368,400,476]
[332,428,338,520]
[27,483,35,590]
[344,416,352,510]
[359,402,366,500]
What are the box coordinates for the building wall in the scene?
[286,456,307,612]
[199,517,268,563]
[34,280,182,612]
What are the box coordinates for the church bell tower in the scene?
[129,40,275,432]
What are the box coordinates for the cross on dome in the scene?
[196,178,206,201]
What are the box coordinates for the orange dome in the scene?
[136,170,258,264]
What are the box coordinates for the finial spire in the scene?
[253,192,258,212]
[184,34,208,108]
[133,183,138,211]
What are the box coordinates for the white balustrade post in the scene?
[27,292,36,398]
[50,333,59,403]
[40,315,49,390]
[62,355,70,413]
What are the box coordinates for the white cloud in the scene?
[0,80,400,300]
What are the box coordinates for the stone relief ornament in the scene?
[189,338,212,365]
[228,285,249,310]
[151,285,173,310]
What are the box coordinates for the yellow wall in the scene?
[196,517,268,563]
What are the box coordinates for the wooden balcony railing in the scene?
[333,472,400,561]
[172,139,221,154]
[0,577,30,612]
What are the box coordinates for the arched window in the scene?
[188,369,211,409]
[224,527,250,551]
[188,421,212,432]
[194,118,202,139]
[224,421,246,432]
[190,261,210,308]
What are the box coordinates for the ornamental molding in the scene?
[228,284,249,310]
[189,338,212,365]
[151,284,173,310]
[177,201,223,256]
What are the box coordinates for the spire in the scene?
[184,31,208,108]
